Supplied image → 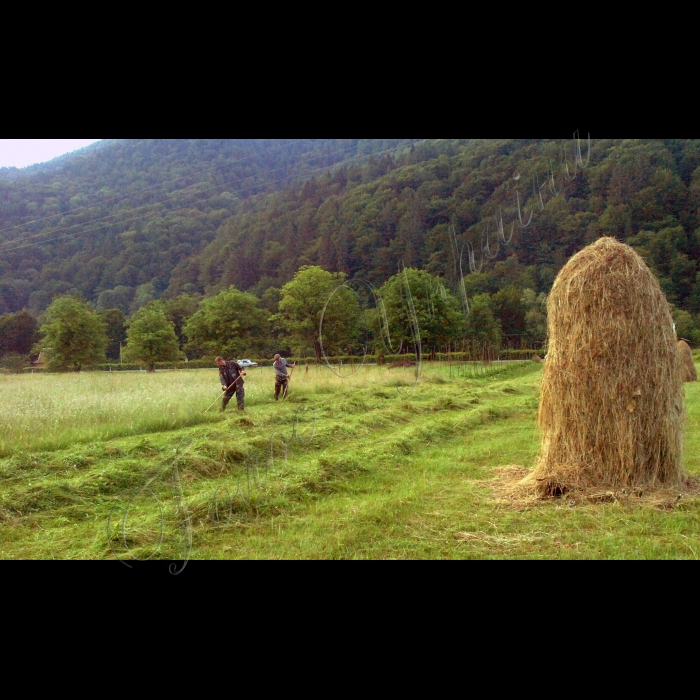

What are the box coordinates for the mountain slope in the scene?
[2,138,700,320]
[199,138,700,309]
[0,139,418,313]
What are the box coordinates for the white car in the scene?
[236,359,258,367]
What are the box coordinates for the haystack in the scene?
[531,354,542,363]
[678,340,697,382]
[523,237,685,497]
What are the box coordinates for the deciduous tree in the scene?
[98,308,127,361]
[159,294,199,350]
[37,296,107,371]
[377,268,464,353]
[463,294,502,347]
[183,285,270,359]
[491,285,527,339]
[122,303,181,372]
[522,288,548,346]
[0,310,39,357]
[272,266,361,360]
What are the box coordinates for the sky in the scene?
[0,139,102,169]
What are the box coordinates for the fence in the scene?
[19,347,543,373]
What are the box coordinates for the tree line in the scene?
[4,138,698,328]
[0,264,550,373]
[5,138,700,372]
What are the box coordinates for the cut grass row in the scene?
[1,361,699,559]
[0,362,492,456]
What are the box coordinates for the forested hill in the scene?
[2,138,700,319]
[0,139,419,314]
[201,139,700,310]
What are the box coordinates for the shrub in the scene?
[1,353,29,374]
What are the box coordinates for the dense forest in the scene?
[0,139,419,314]
[200,138,700,306]
[3,137,700,358]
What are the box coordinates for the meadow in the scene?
[1,359,700,560]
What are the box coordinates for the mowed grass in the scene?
[1,360,700,560]
[0,362,482,456]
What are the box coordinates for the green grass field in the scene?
[2,360,700,560]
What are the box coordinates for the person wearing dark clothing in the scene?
[216,356,246,411]
[273,353,295,400]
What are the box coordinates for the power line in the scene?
[0,139,314,238]
[0,141,422,254]
[0,140,359,249]
[0,142,361,250]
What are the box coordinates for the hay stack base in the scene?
[522,237,687,500]
[678,340,697,382]
[488,465,700,510]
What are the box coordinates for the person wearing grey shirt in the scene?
[273,353,295,400]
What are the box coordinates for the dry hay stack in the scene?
[678,340,697,382]
[531,354,542,363]
[524,236,685,497]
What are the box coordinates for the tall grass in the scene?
[0,363,463,456]
[0,368,254,455]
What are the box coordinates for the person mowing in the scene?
[273,353,295,400]
[216,356,246,411]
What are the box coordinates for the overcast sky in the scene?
[0,139,102,168]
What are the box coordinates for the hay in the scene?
[519,237,686,499]
[678,340,697,382]
[489,465,700,510]
[531,354,542,363]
